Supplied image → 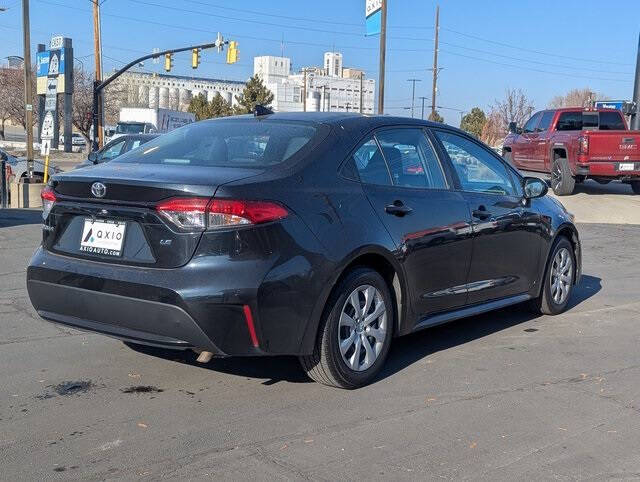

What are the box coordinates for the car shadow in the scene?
[571,180,635,196]
[0,208,42,228]
[125,274,601,387]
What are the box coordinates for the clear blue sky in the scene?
[1,0,639,124]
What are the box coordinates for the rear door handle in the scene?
[472,205,491,220]
[385,201,413,217]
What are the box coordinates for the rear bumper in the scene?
[26,247,274,356]
[576,161,640,178]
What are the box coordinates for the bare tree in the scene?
[2,65,38,130]
[548,87,606,108]
[480,110,505,147]
[492,88,535,131]
[70,68,125,151]
[0,69,13,140]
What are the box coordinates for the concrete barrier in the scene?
[9,181,44,209]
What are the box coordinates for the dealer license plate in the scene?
[79,218,126,256]
[619,163,635,171]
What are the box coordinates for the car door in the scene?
[352,127,474,318]
[531,111,555,172]
[513,112,542,171]
[432,129,542,305]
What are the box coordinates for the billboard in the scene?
[365,0,382,36]
[36,48,70,94]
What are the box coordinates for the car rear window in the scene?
[556,111,625,131]
[115,120,318,168]
[599,111,625,130]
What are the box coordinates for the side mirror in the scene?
[523,177,548,199]
[88,151,98,163]
[508,121,518,134]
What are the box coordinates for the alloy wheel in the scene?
[552,161,562,191]
[550,247,573,305]
[338,285,388,372]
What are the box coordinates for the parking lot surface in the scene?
[1,208,640,480]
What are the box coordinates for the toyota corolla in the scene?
[27,112,581,388]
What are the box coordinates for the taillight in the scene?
[156,197,208,230]
[41,186,56,220]
[155,197,288,231]
[578,136,589,155]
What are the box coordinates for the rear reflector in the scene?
[155,197,288,231]
[243,304,259,348]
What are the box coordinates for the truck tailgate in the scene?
[586,131,640,161]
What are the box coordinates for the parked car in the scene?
[74,134,160,170]
[59,133,87,147]
[27,113,581,388]
[503,108,640,195]
[1,148,59,181]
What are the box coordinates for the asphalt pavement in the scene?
[1,209,640,480]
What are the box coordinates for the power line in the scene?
[442,27,633,67]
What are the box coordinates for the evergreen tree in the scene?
[460,107,487,138]
[234,75,274,115]
[187,93,232,121]
[428,110,444,123]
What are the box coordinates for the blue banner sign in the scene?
[365,0,382,36]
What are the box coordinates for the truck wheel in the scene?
[631,181,640,194]
[551,157,575,196]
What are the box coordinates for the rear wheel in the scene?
[530,236,575,315]
[631,181,640,194]
[299,268,393,389]
[551,157,575,196]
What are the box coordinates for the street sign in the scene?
[40,139,51,156]
[50,36,64,49]
[45,77,58,111]
[41,111,55,140]
[365,0,382,36]
[48,51,60,76]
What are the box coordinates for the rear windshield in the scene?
[116,123,146,134]
[115,120,317,168]
[556,111,625,131]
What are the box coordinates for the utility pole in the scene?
[407,78,421,118]
[418,96,428,120]
[431,5,439,120]
[359,73,363,114]
[92,0,104,149]
[21,0,34,176]
[302,68,308,112]
[631,32,640,130]
[377,0,387,115]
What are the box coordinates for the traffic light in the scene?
[227,41,238,64]
[164,53,173,72]
[191,48,201,69]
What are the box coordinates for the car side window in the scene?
[536,111,555,132]
[556,112,582,131]
[350,138,392,186]
[599,111,625,130]
[434,130,516,196]
[99,139,126,162]
[522,112,542,133]
[375,128,447,189]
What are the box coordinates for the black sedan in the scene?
[73,133,159,170]
[27,113,581,388]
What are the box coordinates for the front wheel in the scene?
[631,181,640,194]
[530,237,575,315]
[551,157,575,196]
[299,268,393,388]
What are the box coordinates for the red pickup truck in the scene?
[502,108,640,195]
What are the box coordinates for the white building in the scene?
[112,71,245,111]
[254,52,375,114]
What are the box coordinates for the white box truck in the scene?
[112,108,195,140]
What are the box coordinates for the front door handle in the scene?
[472,205,491,220]
[385,201,412,217]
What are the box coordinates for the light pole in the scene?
[407,78,421,118]
[418,96,429,120]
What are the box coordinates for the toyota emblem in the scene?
[91,182,106,198]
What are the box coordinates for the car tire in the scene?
[550,157,575,196]
[299,268,394,389]
[530,236,575,316]
[631,181,640,194]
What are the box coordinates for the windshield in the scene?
[116,122,145,134]
[115,119,318,168]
